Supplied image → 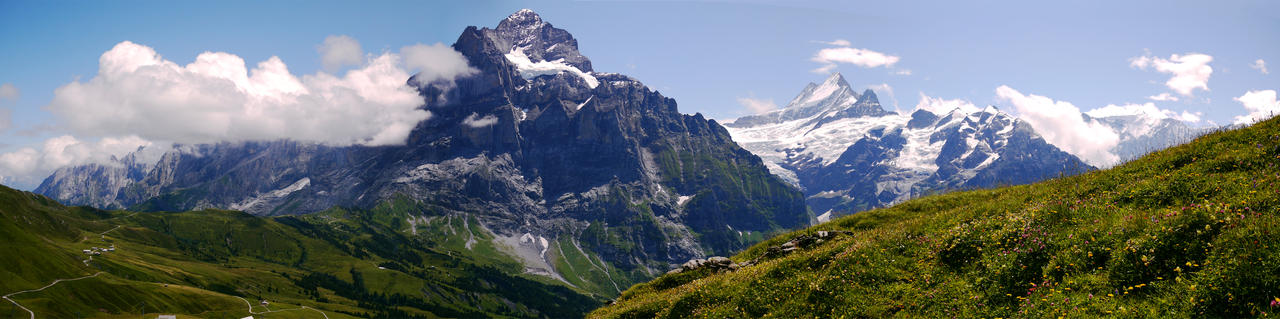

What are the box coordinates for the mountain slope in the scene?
[0,184,602,318]
[593,115,1280,318]
[726,73,1090,219]
[35,9,808,297]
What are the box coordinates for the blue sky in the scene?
[0,0,1277,188]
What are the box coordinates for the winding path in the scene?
[235,296,329,319]
[98,214,135,238]
[2,272,104,319]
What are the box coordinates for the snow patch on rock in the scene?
[230,177,310,211]
[505,46,598,88]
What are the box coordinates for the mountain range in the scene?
[725,73,1091,220]
[35,9,808,300]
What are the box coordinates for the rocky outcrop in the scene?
[666,230,848,275]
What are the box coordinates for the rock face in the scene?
[34,149,151,209]
[725,73,1092,221]
[37,10,808,287]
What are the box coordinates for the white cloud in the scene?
[914,93,978,115]
[400,43,478,84]
[0,135,156,187]
[1252,59,1269,75]
[1129,52,1213,96]
[318,35,364,71]
[1233,89,1280,124]
[894,69,912,76]
[0,83,18,101]
[737,96,778,115]
[1085,102,1201,123]
[45,40,461,147]
[815,39,852,47]
[462,113,499,128]
[1174,111,1202,123]
[996,85,1120,166]
[811,46,900,73]
[1147,92,1179,102]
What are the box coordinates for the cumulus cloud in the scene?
[810,40,900,74]
[1085,102,1202,123]
[0,135,156,187]
[996,85,1120,166]
[737,96,778,115]
[400,43,478,83]
[318,35,364,71]
[1252,59,1269,75]
[1147,92,1179,102]
[44,40,459,147]
[1130,52,1213,96]
[1233,89,1280,124]
[914,93,978,115]
[812,47,900,71]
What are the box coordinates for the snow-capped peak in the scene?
[794,73,855,106]
[503,9,544,27]
[725,75,1091,219]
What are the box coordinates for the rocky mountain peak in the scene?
[792,72,856,106]
[487,9,592,72]
[500,9,544,28]
[820,72,851,90]
[858,89,879,105]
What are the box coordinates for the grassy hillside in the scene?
[0,187,602,318]
[592,116,1280,318]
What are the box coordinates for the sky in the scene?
[0,0,1277,189]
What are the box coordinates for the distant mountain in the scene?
[35,149,150,209]
[1084,111,1208,163]
[37,9,808,298]
[725,73,1091,220]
